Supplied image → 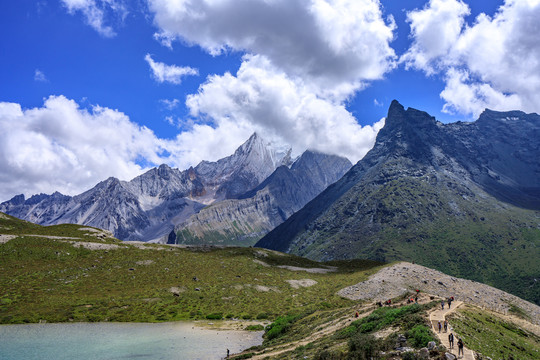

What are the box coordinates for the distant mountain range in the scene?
[257,100,540,304]
[174,149,351,245]
[1,133,351,245]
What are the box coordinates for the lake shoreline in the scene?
[0,320,265,360]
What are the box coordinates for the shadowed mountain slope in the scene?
[256,101,540,304]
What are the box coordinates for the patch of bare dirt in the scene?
[0,234,17,244]
[338,262,540,325]
[285,279,317,289]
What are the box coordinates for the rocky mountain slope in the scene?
[1,133,350,244]
[257,101,540,304]
[0,133,291,241]
[173,150,352,246]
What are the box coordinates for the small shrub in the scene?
[407,324,435,348]
[230,353,254,359]
[256,312,269,319]
[245,324,264,331]
[1,298,12,305]
[348,333,381,360]
[336,325,357,339]
[264,314,301,341]
[205,313,223,320]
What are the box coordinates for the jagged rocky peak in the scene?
[7,194,27,205]
[157,163,173,179]
[194,132,293,199]
[236,132,292,168]
[382,100,438,130]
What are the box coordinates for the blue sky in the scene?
[1,0,538,201]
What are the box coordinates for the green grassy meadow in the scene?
[448,306,540,360]
[0,213,383,324]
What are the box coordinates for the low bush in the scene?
[264,314,301,341]
[245,324,264,331]
[407,324,435,348]
[256,312,269,319]
[348,333,381,360]
[205,313,223,320]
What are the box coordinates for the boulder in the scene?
[427,341,437,350]
[418,347,429,359]
[445,352,456,360]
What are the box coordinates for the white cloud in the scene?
[159,98,180,110]
[34,69,47,82]
[147,0,396,99]
[402,0,540,116]
[440,68,523,116]
[401,0,470,75]
[144,0,394,168]
[0,96,168,201]
[184,55,385,163]
[60,0,127,37]
[145,54,198,84]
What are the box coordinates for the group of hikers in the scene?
[376,291,465,357]
[447,332,465,356]
[436,296,465,357]
[442,296,454,309]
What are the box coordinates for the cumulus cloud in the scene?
[184,55,385,162]
[401,0,470,75]
[0,96,308,202]
[440,68,523,116]
[0,96,167,201]
[145,54,198,84]
[159,98,180,110]
[402,0,540,116]
[147,0,396,98]
[34,69,47,82]
[143,0,393,168]
[61,0,127,37]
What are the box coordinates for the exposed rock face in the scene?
[338,262,540,325]
[0,133,349,245]
[194,132,293,200]
[256,101,540,303]
[174,151,352,245]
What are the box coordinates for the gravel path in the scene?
[429,301,474,360]
[338,262,540,325]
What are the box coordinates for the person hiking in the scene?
[448,332,454,348]
[448,298,452,308]
[444,320,448,332]
[441,300,445,309]
[458,338,464,356]
[438,320,442,333]
[226,349,230,358]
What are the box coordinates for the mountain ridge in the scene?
[1,133,350,244]
[173,150,351,246]
[256,100,540,304]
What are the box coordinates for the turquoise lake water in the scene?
[0,322,263,360]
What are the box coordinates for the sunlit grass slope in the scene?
[0,212,382,324]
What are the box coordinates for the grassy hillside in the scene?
[0,212,383,324]
[280,175,540,304]
[3,212,539,359]
[448,306,540,360]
